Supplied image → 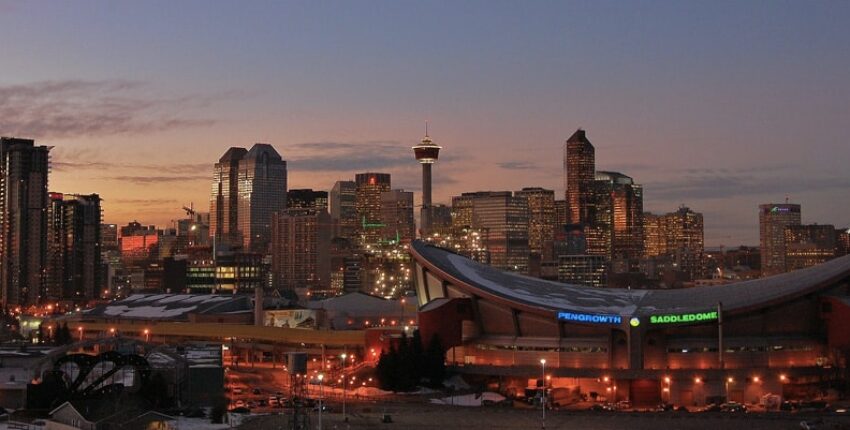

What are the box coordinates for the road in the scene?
[239,402,850,430]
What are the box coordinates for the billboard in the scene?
[264,309,317,329]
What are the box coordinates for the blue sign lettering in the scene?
[557,311,622,325]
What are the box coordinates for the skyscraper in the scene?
[451,194,475,230]
[554,200,568,229]
[0,137,50,307]
[412,126,441,235]
[784,224,836,272]
[430,204,453,235]
[586,171,644,261]
[287,189,328,211]
[355,173,391,244]
[454,191,529,272]
[515,187,556,261]
[46,193,102,301]
[330,180,357,240]
[271,209,332,292]
[238,144,288,253]
[210,147,248,249]
[380,189,416,243]
[643,206,705,280]
[564,129,595,225]
[759,203,802,276]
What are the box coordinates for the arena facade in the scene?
[410,240,850,406]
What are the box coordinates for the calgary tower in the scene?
[412,123,441,236]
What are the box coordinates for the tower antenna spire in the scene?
[425,120,429,137]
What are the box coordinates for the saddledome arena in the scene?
[410,240,850,406]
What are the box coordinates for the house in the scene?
[46,401,174,430]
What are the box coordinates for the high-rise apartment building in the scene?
[46,193,102,301]
[451,194,475,230]
[288,189,328,211]
[271,209,332,292]
[330,181,357,240]
[210,147,247,249]
[759,203,802,276]
[101,224,119,252]
[784,224,836,271]
[586,171,644,261]
[515,187,556,261]
[564,129,595,225]
[355,173,391,244]
[380,190,415,243]
[0,137,51,307]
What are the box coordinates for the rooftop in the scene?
[411,240,850,317]
[85,294,252,321]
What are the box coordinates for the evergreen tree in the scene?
[376,343,399,391]
[396,332,417,391]
[424,334,447,387]
[59,322,72,344]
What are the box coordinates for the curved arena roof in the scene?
[410,240,850,318]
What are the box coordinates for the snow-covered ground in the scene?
[430,392,506,407]
[173,414,242,429]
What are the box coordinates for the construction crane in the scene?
[183,203,196,219]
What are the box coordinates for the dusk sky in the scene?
[1,0,849,246]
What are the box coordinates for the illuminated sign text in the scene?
[558,312,622,325]
[649,311,718,324]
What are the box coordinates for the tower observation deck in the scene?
[412,124,442,235]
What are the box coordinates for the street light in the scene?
[77,327,83,341]
[143,329,150,342]
[341,353,348,423]
[725,377,734,402]
[318,373,324,430]
[540,358,546,429]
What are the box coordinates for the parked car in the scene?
[656,403,674,412]
[588,403,614,412]
[234,400,246,408]
[252,388,262,395]
[721,402,747,413]
[232,387,243,395]
[700,404,722,412]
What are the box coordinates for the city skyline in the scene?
[2,1,849,246]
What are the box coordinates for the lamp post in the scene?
[143,329,150,342]
[725,377,733,402]
[317,373,324,430]
[77,327,83,341]
[341,353,348,423]
[540,358,546,429]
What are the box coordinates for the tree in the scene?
[395,332,417,391]
[376,343,399,391]
[423,334,446,387]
